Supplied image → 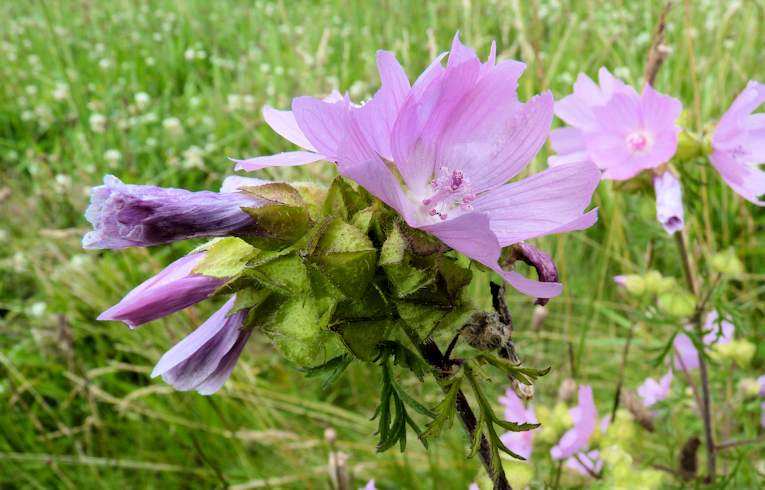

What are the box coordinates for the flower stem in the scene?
[402,327,511,490]
[674,230,715,481]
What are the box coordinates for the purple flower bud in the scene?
[83,175,266,249]
[151,296,251,395]
[98,252,225,328]
[653,170,684,234]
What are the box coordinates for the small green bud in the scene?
[674,130,704,160]
[615,274,647,296]
[643,270,676,295]
[658,291,696,318]
[738,378,760,398]
[712,339,755,367]
[711,248,744,276]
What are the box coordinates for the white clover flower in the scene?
[28,302,47,318]
[184,48,196,61]
[146,56,156,66]
[614,66,631,81]
[162,117,183,135]
[243,95,256,111]
[21,110,34,122]
[52,83,69,101]
[103,149,122,168]
[89,113,107,133]
[259,63,271,74]
[134,92,151,110]
[189,96,201,108]
[146,137,158,148]
[98,58,112,70]
[54,173,72,191]
[181,145,204,169]
[35,105,54,128]
[25,85,38,96]
[227,94,242,111]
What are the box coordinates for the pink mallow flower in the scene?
[240,34,600,299]
[653,170,684,234]
[710,81,765,205]
[498,389,538,460]
[673,311,734,371]
[637,371,673,407]
[551,385,597,460]
[550,68,683,181]
[151,296,251,395]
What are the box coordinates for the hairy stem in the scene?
[407,331,511,490]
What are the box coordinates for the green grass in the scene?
[1,0,764,488]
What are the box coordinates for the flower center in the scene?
[625,130,653,155]
[421,166,476,221]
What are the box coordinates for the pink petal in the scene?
[292,95,350,159]
[550,127,586,154]
[262,106,317,151]
[338,155,409,219]
[391,58,480,190]
[598,67,627,99]
[220,176,271,193]
[447,32,478,69]
[591,91,640,136]
[497,270,563,299]
[548,150,591,167]
[471,161,600,246]
[709,150,765,205]
[673,333,700,371]
[419,212,500,269]
[639,85,683,133]
[232,151,326,171]
[353,50,411,160]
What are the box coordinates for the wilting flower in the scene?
[498,388,538,459]
[83,175,266,249]
[550,68,683,180]
[151,296,251,395]
[652,170,684,234]
[637,371,673,407]
[709,81,765,205]
[673,311,734,371]
[98,252,225,328]
[551,385,597,460]
[241,34,600,298]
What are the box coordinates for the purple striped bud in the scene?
[653,170,684,234]
[98,252,225,328]
[83,175,266,249]
[151,296,251,395]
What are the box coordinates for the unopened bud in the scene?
[512,379,534,401]
[643,270,675,295]
[658,291,696,318]
[711,248,744,276]
[712,339,755,367]
[738,378,760,398]
[505,242,558,306]
[531,304,548,333]
[614,274,646,296]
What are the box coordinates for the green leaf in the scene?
[333,284,388,321]
[395,301,449,339]
[435,255,473,301]
[322,176,369,220]
[301,353,353,389]
[379,223,407,266]
[248,254,311,295]
[260,296,333,367]
[192,237,256,278]
[332,319,393,361]
[230,287,272,315]
[421,374,462,440]
[241,203,310,249]
[240,182,304,207]
[351,206,377,234]
[311,220,377,298]
[377,341,430,381]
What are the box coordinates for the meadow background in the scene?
[1,0,764,488]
